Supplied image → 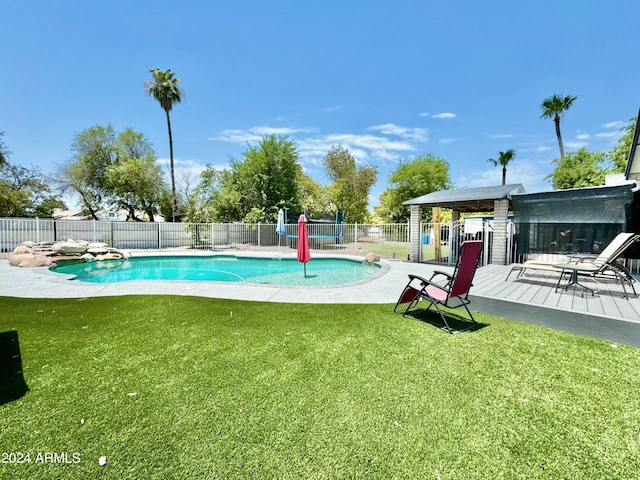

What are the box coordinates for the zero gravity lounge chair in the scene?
[394,241,483,333]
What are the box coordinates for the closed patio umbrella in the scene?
[276,208,286,252]
[297,213,311,277]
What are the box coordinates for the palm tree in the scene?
[540,94,578,159]
[145,68,184,221]
[487,149,516,185]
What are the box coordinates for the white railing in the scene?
[0,218,411,260]
[4,217,636,273]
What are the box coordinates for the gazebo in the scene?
[403,184,525,265]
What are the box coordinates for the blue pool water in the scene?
[51,255,382,286]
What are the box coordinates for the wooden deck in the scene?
[468,264,640,347]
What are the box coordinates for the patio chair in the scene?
[506,232,639,298]
[394,240,483,333]
[571,232,640,298]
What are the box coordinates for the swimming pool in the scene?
[50,255,382,286]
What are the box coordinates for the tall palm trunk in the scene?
[501,166,507,185]
[165,109,176,222]
[554,114,565,158]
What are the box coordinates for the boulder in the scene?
[8,253,32,267]
[81,253,96,262]
[8,238,128,268]
[18,255,53,268]
[87,247,109,255]
[12,245,32,255]
[52,240,89,255]
[95,252,123,262]
[87,242,110,249]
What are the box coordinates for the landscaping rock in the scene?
[53,240,89,255]
[12,245,32,255]
[7,238,128,268]
[8,253,53,268]
[81,253,96,262]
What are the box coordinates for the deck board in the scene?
[468,264,640,347]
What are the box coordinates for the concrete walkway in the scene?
[0,253,449,304]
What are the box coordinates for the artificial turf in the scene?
[1,295,639,479]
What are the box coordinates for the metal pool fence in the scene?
[0,218,411,260]
[3,217,638,274]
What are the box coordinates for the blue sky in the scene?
[2,1,639,209]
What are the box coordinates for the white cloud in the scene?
[210,123,429,173]
[456,159,551,193]
[211,126,313,144]
[536,146,552,152]
[249,126,313,135]
[489,133,514,139]
[419,112,429,117]
[367,123,429,142]
[431,112,456,119]
[209,129,263,144]
[320,105,343,113]
[438,138,457,145]
[595,131,619,139]
[575,133,591,140]
[602,121,624,129]
[564,140,589,149]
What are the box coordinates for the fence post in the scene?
[354,223,358,256]
[257,222,261,249]
[35,217,40,243]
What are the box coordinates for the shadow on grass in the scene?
[0,331,29,405]
[403,309,490,334]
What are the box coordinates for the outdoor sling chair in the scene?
[506,232,640,298]
[394,240,483,333]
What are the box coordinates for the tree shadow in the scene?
[403,309,490,334]
[0,331,29,405]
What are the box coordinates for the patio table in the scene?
[553,263,600,297]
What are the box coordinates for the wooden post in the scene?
[433,207,441,262]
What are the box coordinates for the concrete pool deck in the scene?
[0,252,448,304]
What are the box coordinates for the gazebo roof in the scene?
[403,184,525,212]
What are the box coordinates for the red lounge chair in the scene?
[394,241,483,333]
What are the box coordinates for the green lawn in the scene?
[356,242,448,261]
[1,295,639,479]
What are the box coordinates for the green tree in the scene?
[0,132,10,167]
[233,134,303,220]
[608,116,637,173]
[487,149,516,185]
[322,145,378,223]
[189,135,303,223]
[57,125,167,220]
[0,162,65,217]
[298,173,332,216]
[57,125,117,219]
[375,154,451,223]
[546,148,606,189]
[145,68,184,222]
[540,93,578,159]
[106,128,168,222]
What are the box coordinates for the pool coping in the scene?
[0,252,449,304]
